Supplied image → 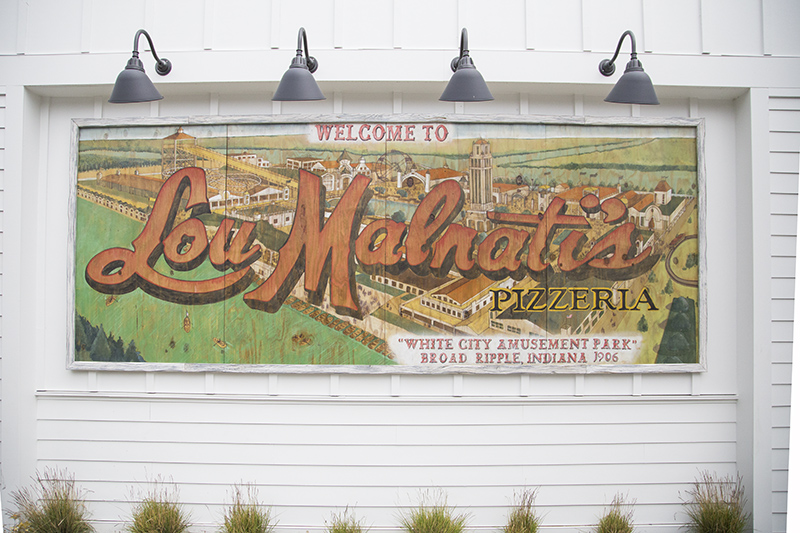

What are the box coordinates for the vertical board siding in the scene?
[35,395,737,532]
[769,94,799,533]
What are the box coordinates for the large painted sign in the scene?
[70,116,704,372]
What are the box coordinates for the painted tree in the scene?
[664,279,674,295]
[89,326,111,362]
[124,341,142,362]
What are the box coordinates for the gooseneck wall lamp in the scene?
[598,30,659,105]
[273,27,325,101]
[109,29,172,104]
[440,28,494,102]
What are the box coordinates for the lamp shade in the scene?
[109,56,164,103]
[440,55,493,102]
[273,56,325,101]
[604,58,659,105]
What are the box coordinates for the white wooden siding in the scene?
[35,394,737,532]
[0,86,4,476]
[0,1,796,532]
[769,91,800,533]
[15,90,741,533]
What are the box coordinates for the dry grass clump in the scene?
[398,490,469,533]
[221,484,276,533]
[325,507,368,533]
[684,472,749,533]
[128,482,190,533]
[503,488,541,533]
[10,469,94,533]
[595,493,634,533]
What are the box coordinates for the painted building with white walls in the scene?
[0,1,798,532]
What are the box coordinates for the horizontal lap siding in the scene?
[769,94,799,533]
[0,86,4,471]
[36,395,737,532]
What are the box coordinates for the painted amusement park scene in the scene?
[73,119,701,369]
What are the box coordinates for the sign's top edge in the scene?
[72,113,704,129]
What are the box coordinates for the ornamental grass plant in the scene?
[220,484,276,533]
[9,469,94,533]
[595,493,634,533]
[128,483,190,533]
[325,507,368,533]
[503,488,541,533]
[684,472,749,533]
[398,490,469,533]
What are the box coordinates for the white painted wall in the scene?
[0,1,798,532]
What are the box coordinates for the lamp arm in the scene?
[460,28,469,57]
[296,27,318,73]
[451,28,470,72]
[599,30,637,77]
[133,29,171,76]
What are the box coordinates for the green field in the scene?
[75,198,394,365]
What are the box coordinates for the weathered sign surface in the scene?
[71,117,704,372]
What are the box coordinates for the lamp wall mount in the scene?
[131,29,171,77]
[295,27,318,74]
[599,30,640,78]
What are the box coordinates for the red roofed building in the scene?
[493,182,529,205]
[654,179,673,205]
[310,159,353,192]
[624,181,686,232]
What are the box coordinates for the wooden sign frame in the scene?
[68,114,706,374]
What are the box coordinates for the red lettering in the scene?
[372,124,385,141]
[488,198,589,276]
[429,223,478,277]
[475,227,530,280]
[85,164,661,313]
[334,125,345,140]
[579,193,600,215]
[404,125,415,141]
[387,125,403,141]
[208,218,261,272]
[243,170,371,318]
[358,124,372,141]
[422,125,434,141]
[315,124,334,140]
[601,197,627,224]
[346,124,357,141]
[406,180,464,274]
[84,168,256,304]
[162,218,208,271]
[435,125,448,141]
[559,222,656,279]
[354,218,408,273]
